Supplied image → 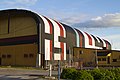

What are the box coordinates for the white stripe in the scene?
[48,18,61,48]
[45,39,50,60]
[96,36,100,43]
[81,31,90,48]
[64,43,66,60]
[39,15,50,34]
[73,28,80,47]
[76,30,87,46]
[101,39,106,47]
[55,21,67,60]
[57,22,66,37]
[48,18,61,60]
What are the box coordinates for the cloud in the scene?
[41,11,89,26]
[60,14,88,25]
[16,0,38,5]
[72,13,120,28]
[103,34,120,50]
[0,0,38,6]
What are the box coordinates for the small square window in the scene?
[102,58,106,61]
[79,51,83,54]
[98,58,101,61]
[24,54,28,58]
[29,54,34,58]
[113,59,117,62]
[2,55,6,58]
[7,54,11,58]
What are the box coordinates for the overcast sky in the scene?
[0,0,120,50]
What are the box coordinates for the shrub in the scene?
[61,68,120,80]
[61,68,93,80]
[100,69,115,80]
[90,69,104,80]
[60,68,76,79]
[78,70,94,80]
[111,68,120,80]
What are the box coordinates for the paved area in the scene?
[0,68,58,80]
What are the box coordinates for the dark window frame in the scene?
[24,54,28,58]
[29,54,34,58]
[102,58,106,61]
[2,55,6,58]
[7,54,11,58]
[113,59,117,62]
[79,50,83,54]
[98,58,101,61]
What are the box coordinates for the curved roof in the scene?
[0,9,111,50]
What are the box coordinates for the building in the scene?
[110,50,120,66]
[73,47,96,68]
[0,9,111,67]
[73,47,120,68]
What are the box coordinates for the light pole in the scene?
[95,49,98,69]
[58,49,61,80]
[69,47,71,67]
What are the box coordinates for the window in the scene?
[7,54,11,58]
[24,54,28,58]
[98,58,101,61]
[79,50,83,54]
[102,58,106,61]
[29,54,34,58]
[2,55,6,58]
[24,54,34,58]
[113,59,117,62]
[103,47,106,50]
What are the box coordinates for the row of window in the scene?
[98,58,106,61]
[24,54,34,58]
[1,54,34,59]
[2,54,11,58]
[98,58,118,62]
[113,59,117,62]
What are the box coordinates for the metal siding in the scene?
[63,24,77,49]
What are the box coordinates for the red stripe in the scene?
[104,40,108,49]
[54,20,64,60]
[85,32,92,45]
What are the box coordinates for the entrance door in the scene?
[0,58,1,65]
[107,56,110,64]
